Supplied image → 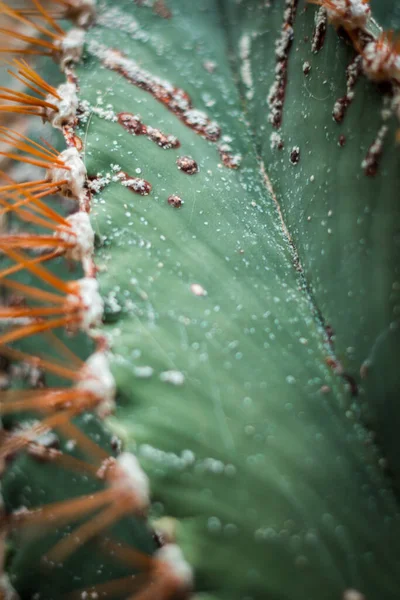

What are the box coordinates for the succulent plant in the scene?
[0,1,400,600]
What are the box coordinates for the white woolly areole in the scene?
[67,277,103,331]
[155,544,193,587]
[76,351,116,417]
[45,82,78,129]
[362,40,400,81]
[58,28,85,69]
[67,0,96,27]
[343,590,365,600]
[47,147,86,200]
[327,0,370,30]
[0,575,19,600]
[115,452,150,507]
[55,211,94,263]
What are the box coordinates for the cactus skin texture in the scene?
[1,1,400,600]
[223,0,400,490]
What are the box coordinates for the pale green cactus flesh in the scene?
[2,1,400,600]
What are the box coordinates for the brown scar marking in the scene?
[63,125,83,151]
[311,6,327,54]
[325,326,359,396]
[117,112,180,149]
[267,0,299,129]
[289,146,300,164]
[153,0,172,19]
[218,145,241,169]
[167,195,183,208]
[95,47,221,141]
[116,171,152,195]
[362,123,389,177]
[135,0,172,18]
[332,55,362,123]
[176,156,198,175]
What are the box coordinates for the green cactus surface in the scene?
[1,1,400,600]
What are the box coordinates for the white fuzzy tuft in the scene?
[326,0,370,30]
[362,39,400,82]
[115,452,150,508]
[155,544,193,587]
[76,351,116,417]
[45,82,78,129]
[58,28,86,69]
[46,147,86,200]
[0,575,19,600]
[55,211,94,264]
[66,0,96,27]
[159,370,185,386]
[67,277,103,331]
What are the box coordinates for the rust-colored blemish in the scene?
[80,186,92,213]
[117,112,180,149]
[116,171,152,195]
[153,0,172,18]
[311,6,327,53]
[218,145,241,169]
[332,55,362,123]
[325,324,335,345]
[167,194,183,208]
[63,125,83,151]
[147,127,179,149]
[289,146,300,164]
[362,124,389,177]
[342,373,359,397]
[325,326,358,396]
[135,0,172,18]
[267,0,299,129]
[176,156,198,175]
[117,112,146,135]
[95,46,221,141]
[65,69,79,87]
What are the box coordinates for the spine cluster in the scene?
[0,1,193,598]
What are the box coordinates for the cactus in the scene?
[0,1,399,600]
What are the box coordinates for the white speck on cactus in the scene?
[47,147,86,201]
[190,283,207,296]
[159,370,185,385]
[76,351,116,417]
[133,365,154,378]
